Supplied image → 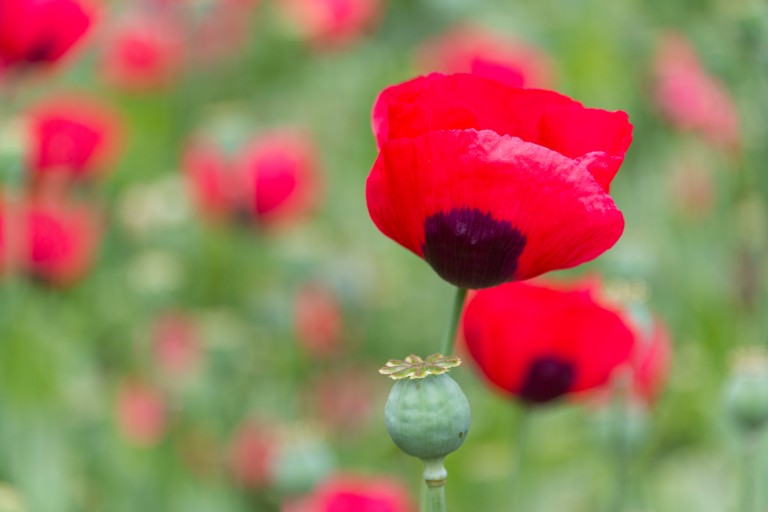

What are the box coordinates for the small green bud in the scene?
[381,355,470,460]
[724,347,768,434]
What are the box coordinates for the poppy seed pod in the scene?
[724,348,768,434]
[381,355,470,461]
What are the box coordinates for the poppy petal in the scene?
[367,129,624,288]
[372,73,632,190]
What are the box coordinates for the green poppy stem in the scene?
[740,434,761,512]
[420,480,428,512]
[611,375,631,512]
[423,458,448,512]
[511,406,531,509]
[441,288,468,356]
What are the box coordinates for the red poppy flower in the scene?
[0,0,92,70]
[227,421,277,489]
[0,198,101,286]
[653,32,740,151]
[242,133,320,223]
[367,73,631,289]
[27,97,121,184]
[294,283,344,358]
[278,0,382,47]
[462,279,635,404]
[417,26,555,88]
[284,474,414,512]
[101,14,184,91]
[116,381,167,446]
[184,130,320,227]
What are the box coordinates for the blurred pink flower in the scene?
[294,283,343,358]
[0,0,93,72]
[0,198,101,286]
[27,96,122,185]
[284,474,415,512]
[101,13,184,90]
[653,33,740,151]
[278,0,382,47]
[417,26,555,88]
[116,381,167,447]
[184,130,321,227]
[152,312,201,377]
[187,0,259,65]
[305,368,373,433]
[227,421,277,489]
[667,151,716,220]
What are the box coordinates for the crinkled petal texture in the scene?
[462,280,634,404]
[372,73,632,191]
[367,129,624,288]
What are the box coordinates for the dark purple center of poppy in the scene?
[25,37,57,63]
[518,357,575,404]
[421,208,526,289]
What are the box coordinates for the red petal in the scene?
[366,129,624,285]
[372,73,632,190]
[462,280,635,400]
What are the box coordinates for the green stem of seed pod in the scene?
[427,484,446,512]
[511,406,531,509]
[423,458,447,512]
[441,288,468,356]
[420,480,428,512]
[740,434,761,512]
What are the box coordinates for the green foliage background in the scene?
[1,0,767,510]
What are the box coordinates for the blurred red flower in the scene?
[0,0,92,71]
[630,315,671,404]
[184,130,320,227]
[186,0,259,65]
[0,198,101,286]
[227,421,277,489]
[27,97,121,185]
[278,0,382,47]
[101,13,184,91]
[152,312,201,377]
[284,474,414,512]
[653,33,740,151]
[462,279,635,404]
[116,381,167,446]
[294,283,344,358]
[666,150,716,220]
[305,368,373,433]
[367,73,632,289]
[417,26,555,88]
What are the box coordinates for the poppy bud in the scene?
[272,427,336,495]
[380,355,469,464]
[724,348,768,435]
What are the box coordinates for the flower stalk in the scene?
[441,287,467,356]
[423,457,447,512]
[740,434,761,512]
[511,407,531,510]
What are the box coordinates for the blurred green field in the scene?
[1,0,768,511]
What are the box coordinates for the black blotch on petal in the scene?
[519,357,575,404]
[421,208,526,289]
[25,37,57,63]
